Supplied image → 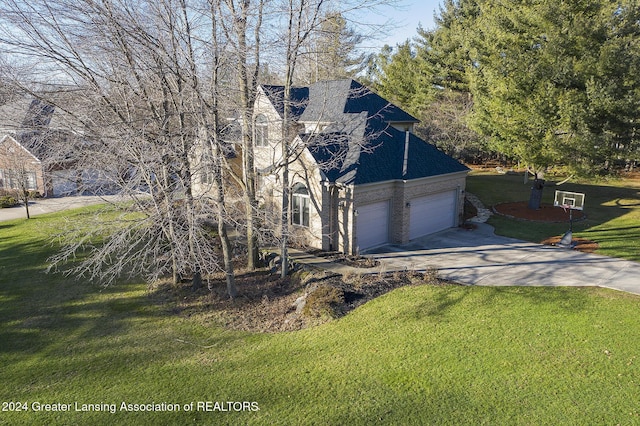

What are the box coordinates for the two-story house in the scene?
[252,79,469,254]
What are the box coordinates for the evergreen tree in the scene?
[373,41,432,113]
[467,0,640,176]
[297,12,366,83]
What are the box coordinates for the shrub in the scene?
[302,284,344,319]
[407,268,440,285]
[0,196,18,208]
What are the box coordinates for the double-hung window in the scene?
[292,183,310,227]
[254,114,268,147]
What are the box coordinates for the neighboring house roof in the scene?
[0,96,79,164]
[261,79,469,185]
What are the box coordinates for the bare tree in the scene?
[1,0,402,294]
[273,0,396,276]
[0,0,239,295]
[296,11,367,84]
[213,0,265,271]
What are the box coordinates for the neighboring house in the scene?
[252,79,470,254]
[0,134,44,195]
[0,97,82,197]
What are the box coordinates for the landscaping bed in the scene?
[150,268,444,333]
[306,249,380,268]
[493,201,586,222]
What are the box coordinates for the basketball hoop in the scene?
[553,190,586,248]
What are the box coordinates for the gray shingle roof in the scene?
[261,79,468,185]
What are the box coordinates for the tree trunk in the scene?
[528,178,545,210]
[280,152,289,278]
[213,136,237,298]
[218,217,237,298]
[24,194,30,219]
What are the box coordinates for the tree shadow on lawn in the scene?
[0,222,16,231]
[0,237,247,360]
[392,285,594,326]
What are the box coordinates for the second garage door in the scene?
[409,190,457,240]
[356,200,390,250]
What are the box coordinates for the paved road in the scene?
[0,195,120,222]
[365,223,640,296]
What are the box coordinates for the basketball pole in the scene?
[569,208,573,233]
[558,204,574,248]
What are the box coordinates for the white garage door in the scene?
[51,170,79,197]
[356,200,390,250]
[409,190,457,240]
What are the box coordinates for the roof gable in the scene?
[343,80,418,124]
[260,85,309,119]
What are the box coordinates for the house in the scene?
[0,134,45,195]
[0,97,83,197]
[254,79,470,254]
[253,79,470,254]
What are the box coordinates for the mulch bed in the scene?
[493,201,585,222]
[307,250,380,268]
[151,269,446,333]
[539,236,599,253]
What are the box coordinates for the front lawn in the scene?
[2,208,640,424]
[467,171,640,261]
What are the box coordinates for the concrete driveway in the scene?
[366,223,640,296]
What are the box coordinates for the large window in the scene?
[26,172,37,190]
[0,169,18,189]
[292,183,310,227]
[254,114,268,147]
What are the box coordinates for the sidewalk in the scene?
[287,248,379,275]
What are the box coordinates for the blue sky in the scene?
[362,0,443,49]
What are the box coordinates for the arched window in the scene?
[292,183,310,227]
[254,114,268,147]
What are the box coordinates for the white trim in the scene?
[352,170,469,190]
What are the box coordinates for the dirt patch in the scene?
[493,201,585,222]
[150,268,448,333]
[540,236,599,253]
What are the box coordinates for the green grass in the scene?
[467,171,640,261]
[3,207,640,425]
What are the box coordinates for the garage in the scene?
[409,190,457,240]
[51,169,79,196]
[356,200,390,250]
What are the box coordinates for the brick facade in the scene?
[0,135,48,196]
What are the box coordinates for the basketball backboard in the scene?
[554,190,585,211]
